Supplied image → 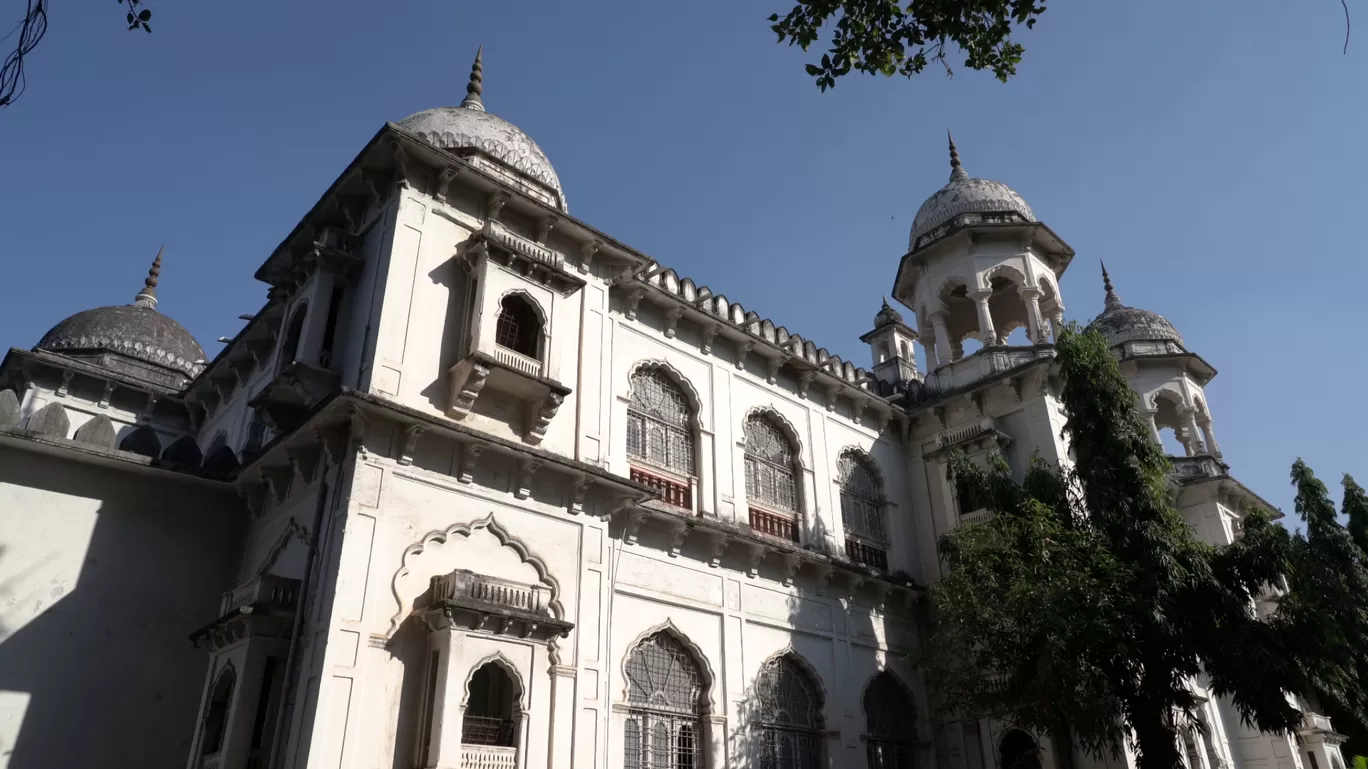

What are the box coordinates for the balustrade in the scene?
[846,539,888,571]
[491,344,543,377]
[218,574,299,617]
[431,570,550,615]
[461,745,518,769]
[749,507,799,542]
[630,466,692,509]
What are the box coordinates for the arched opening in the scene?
[494,293,542,359]
[984,272,1032,347]
[244,410,268,457]
[1152,390,1195,457]
[878,341,891,363]
[899,341,913,360]
[278,304,308,375]
[627,366,697,508]
[200,665,237,757]
[462,661,521,748]
[864,671,917,769]
[744,413,801,543]
[999,729,1042,769]
[838,452,888,570]
[752,654,823,769]
[623,631,708,769]
[118,424,161,458]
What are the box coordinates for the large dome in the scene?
[35,251,205,380]
[395,49,566,212]
[1087,265,1185,348]
[909,136,1035,251]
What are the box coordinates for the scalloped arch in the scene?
[741,406,806,469]
[836,446,888,502]
[858,668,919,720]
[624,359,705,431]
[1149,386,1187,410]
[496,289,548,327]
[385,513,563,639]
[618,619,719,713]
[937,275,975,298]
[982,263,1029,288]
[1037,273,1060,301]
[754,648,828,728]
[461,652,528,712]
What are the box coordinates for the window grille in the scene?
[627,369,695,477]
[623,632,705,769]
[838,455,886,542]
[744,415,798,514]
[864,672,916,769]
[495,295,541,358]
[752,656,822,769]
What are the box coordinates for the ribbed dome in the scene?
[873,297,904,328]
[909,136,1035,251]
[1087,264,1185,348]
[396,49,566,212]
[34,250,206,379]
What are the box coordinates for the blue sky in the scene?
[1,0,1363,518]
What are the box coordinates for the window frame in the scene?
[743,413,801,517]
[750,654,824,769]
[494,293,544,361]
[626,367,697,481]
[622,631,709,769]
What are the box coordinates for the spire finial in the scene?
[948,131,968,181]
[882,295,892,309]
[133,245,163,309]
[1100,260,1124,312]
[460,46,486,112]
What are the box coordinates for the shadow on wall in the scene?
[0,446,244,769]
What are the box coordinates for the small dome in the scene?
[873,297,904,328]
[35,250,206,379]
[1087,264,1185,348]
[396,49,566,212]
[909,136,1035,251]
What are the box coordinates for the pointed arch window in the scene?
[839,453,888,570]
[200,665,237,757]
[462,662,521,748]
[623,631,707,769]
[744,414,801,542]
[495,294,542,359]
[752,655,822,769]
[864,672,917,769]
[627,368,696,479]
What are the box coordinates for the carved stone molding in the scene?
[528,392,564,445]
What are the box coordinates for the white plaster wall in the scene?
[0,445,243,769]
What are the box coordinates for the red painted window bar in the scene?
[749,507,799,543]
[845,539,888,571]
[629,466,693,510]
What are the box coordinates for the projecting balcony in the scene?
[219,574,300,617]
[959,508,993,526]
[446,344,571,446]
[248,361,341,433]
[926,345,1054,394]
[461,744,518,769]
[421,569,573,642]
[191,574,302,652]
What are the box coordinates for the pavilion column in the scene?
[1050,310,1065,343]
[931,312,954,364]
[971,290,996,346]
[1198,416,1222,458]
[920,325,941,371]
[1179,408,1206,456]
[1142,409,1162,445]
[1019,287,1046,344]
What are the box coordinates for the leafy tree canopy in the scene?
[923,325,1359,769]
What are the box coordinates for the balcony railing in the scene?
[491,344,543,378]
[750,507,799,543]
[431,570,550,615]
[484,220,562,270]
[959,508,992,526]
[630,466,692,509]
[461,744,518,769]
[846,539,888,571]
[927,346,1052,393]
[219,574,299,617]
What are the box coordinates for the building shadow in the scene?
[0,444,244,769]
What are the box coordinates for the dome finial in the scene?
[133,245,162,310]
[948,131,968,181]
[460,46,486,112]
[1100,260,1124,312]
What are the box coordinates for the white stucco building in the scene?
[0,50,1348,769]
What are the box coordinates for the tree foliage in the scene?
[768,0,1351,90]
[924,325,1334,769]
[768,0,1047,90]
